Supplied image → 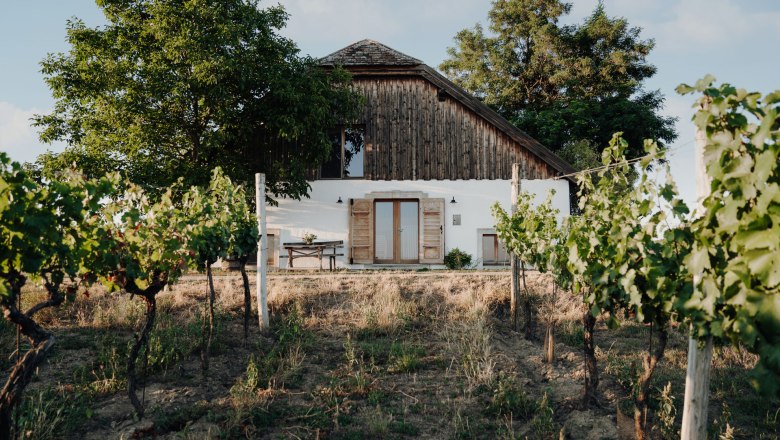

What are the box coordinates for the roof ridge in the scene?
[319,39,422,66]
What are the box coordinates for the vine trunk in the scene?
[634,325,668,440]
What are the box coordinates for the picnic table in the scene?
[282,240,344,270]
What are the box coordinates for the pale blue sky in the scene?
[1,0,778,207]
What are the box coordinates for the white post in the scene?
[255,173,269,329]
[680,125,714,440]
[510,163,521,330]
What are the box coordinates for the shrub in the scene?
[444,248,472,270]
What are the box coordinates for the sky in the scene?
[1,0,779,207]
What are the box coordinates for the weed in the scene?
[152,403,210,434]
[71,333,127,395]
[11,387,90,440]
[256,306,310,388]
[711,401,737,440]
[486,373,537,420]
[529,392,558,438]
[364,405,392,437]
[655,381,677,439]
[441,305,495,390]
[558,320,583,347]
[146,312,201,374]
[453,406,474,439]
[604,350,638,396]
[344,334,377,395]
[389,341,424,373]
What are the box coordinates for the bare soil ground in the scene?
[2,271,777,439]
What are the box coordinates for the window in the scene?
[482,234,510,266]
[320,126,365,178]
[247,230,279,268]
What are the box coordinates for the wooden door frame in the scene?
[373,199,420,264]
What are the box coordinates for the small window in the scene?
[482,234,510,266]
[320,126,364,179]
[247,232,278,268]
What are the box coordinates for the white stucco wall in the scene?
[267,179,569,269]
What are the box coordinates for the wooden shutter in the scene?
[419,198,444,264]
[349,198,374,264]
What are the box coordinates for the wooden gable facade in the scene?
[318,39,575,181]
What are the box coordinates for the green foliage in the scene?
[440,0,676,156]
[529,392,558,438]
[388,342,424,373]
[83,180,192,293]
[34,0,362,201]
[485,373,537,420]
[444,247,473,270]
[656,382,678,439]
[557,139,602,173]
[492,190,571,290]
[0,152,117,299]
[11,387,90,440]
[565,134,691,329]
[145,312,203,373]
[678,77,780,395]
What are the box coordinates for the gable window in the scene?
[320,126,365,179]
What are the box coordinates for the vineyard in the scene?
[1,77,779,439]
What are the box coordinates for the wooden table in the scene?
[283,240,344,270]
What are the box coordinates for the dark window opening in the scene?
[320,130,342,178]
[320,126,364,178]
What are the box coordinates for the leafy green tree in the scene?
[34,0,361,200]
[493,191,559,337]
[440,0,676,160]
[679,77,780,397]
[215,175,259,340]
[493,190,570,358]
[566,134,692,432]
[0,155,116,437]
[182,179,228,375]
[84,181,195,418]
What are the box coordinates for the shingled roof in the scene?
[319,39,422,67]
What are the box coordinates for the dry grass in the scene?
[4,271,778,440]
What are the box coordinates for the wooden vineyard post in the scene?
[680,125,713,440]
[255,173,269,330]
[510,163,521,331]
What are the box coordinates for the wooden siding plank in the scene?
[350,76,561,182]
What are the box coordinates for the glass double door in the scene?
[374,200,419,264]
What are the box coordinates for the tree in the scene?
[0,156,116,438]
[566,134,692,437]
[493,190,570,358]
[34,0,361,201]
[84,180,195,418]
[440,0,676,160]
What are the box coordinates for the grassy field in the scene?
[2,272,777,439]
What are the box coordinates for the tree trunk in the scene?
[582,309,599,407]
[201,261,216,373]
[634,325,668,440]
[239,256,251,341]
[0,277,64,440]
[521,261,534,339]
[127,294,157,419]
[510,255,521,331]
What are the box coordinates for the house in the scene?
[265,39,574,269]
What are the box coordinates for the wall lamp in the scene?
[450,197,457,204]
[337,196,343,204]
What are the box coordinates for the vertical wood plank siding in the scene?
[342,77,559,181]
